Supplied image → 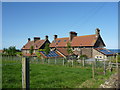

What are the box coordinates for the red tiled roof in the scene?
[0,50,3,53]
[71,34,97,46]
[50,37,69,47]
[94,48,105,51]
[22,40,46,50]
[56,48,77,57]
[56,48,69,56]
[50,34,97,47]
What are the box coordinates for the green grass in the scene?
[2,63,22,88]
[30,64,93,88]
[3,63,93,88]
[2,57,115,88]
[78,71,115,88]
[2,56,21,64]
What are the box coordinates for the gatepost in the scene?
[22,57,30,89]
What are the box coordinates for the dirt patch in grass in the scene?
[77,71,115,88]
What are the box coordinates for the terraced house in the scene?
[50,28,115,59]
[21,36,50,56]
[21,28,115,59]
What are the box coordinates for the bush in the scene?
[111,55,120,63]
[79,55,88,59]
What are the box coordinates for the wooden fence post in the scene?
[116,54,118,72]
[55,57,56,64]
[63,58,64,66]
[92,61,95,79]
[82,58,85,67]
[103,59,106,75]
[109,60,112,72]
[48,59,49,64]
[43,59,44,64]
[22,57,30,89]
[95,59,97,68]
[72,60,73,67]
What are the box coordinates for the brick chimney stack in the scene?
[69,31,77,41]
[28,38,30,42]
[54,35,57,40]
[96,28,100,37]
[45,35,48,40]
[34,37,40,42]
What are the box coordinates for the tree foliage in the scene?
[36,51,42,59]
[3,46,17,56]
[79,55,88,59]
[38,49,45,52]
[16,52,22,57]
[44,43,50,55]
[29,46,34,55]
[67,42,73,55]
[111,55,120,63]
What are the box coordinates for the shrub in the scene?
[79,55,88,59]
[111,55,120,63]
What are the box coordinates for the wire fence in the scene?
[2,56,22,66]
[2,55,119,70]
[2,55,120,87]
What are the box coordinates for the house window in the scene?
[64,40,66,42]
[97,56,99,58]
[58,40,61,42]
[72,47,74,50]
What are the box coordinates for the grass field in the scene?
[2,57,115,88]
[2,58,114,88]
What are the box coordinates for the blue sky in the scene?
[2,2,118,49]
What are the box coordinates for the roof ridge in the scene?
[75,34,96,37]
[21,39,46,49]
[56,37,69,39]
[37,39,46,48]
[30,39,45,42]
[57,34,96,39]
[55,34,96,39]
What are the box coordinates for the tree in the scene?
[9,46,16,56]
[16,52,22,57]
[67,42,73,55]
[44,43,50,55]
[29,46,34,55]
[38,49,45,52]
[3,48,8,55]
[67,42,73,60]
[3,46,17,56]
[36,51,42,59]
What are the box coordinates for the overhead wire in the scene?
[69,2,107,30]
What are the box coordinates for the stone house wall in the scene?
[93,48,107,59]
[22,49,37,54]
[73,47,93,58]
[81,48,93,58]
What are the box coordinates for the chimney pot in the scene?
[69,31,77,41]
[54,35,57,40]
[28,38,30,42]
[34,37,40,42]
[45,35,48,40]
[96,28,100,36]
